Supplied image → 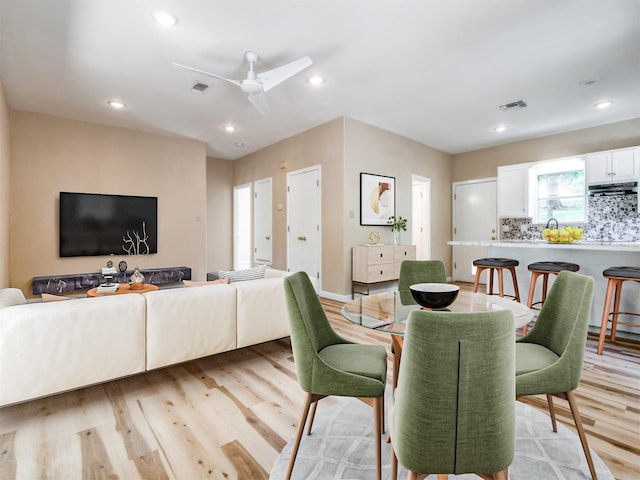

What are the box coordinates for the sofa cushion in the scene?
[144,284,237,370]
[41,293,74,302]
[0,288,27,308]
[216,265,266,282]
[235,275,291,348]
[183,278,229,287]
[0,295,146,407]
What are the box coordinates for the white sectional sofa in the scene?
[0,268,298,407]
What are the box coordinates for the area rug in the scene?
[269,392,613,480]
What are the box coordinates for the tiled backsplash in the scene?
[500,193,639,242]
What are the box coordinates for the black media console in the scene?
[32,266,192,295]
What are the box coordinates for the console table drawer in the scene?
[366,263,396,282]
[365,245,395,265]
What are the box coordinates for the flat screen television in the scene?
[59,192,158,257]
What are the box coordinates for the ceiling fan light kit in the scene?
[173,51,312,115]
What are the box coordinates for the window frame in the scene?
[528,157,586,225]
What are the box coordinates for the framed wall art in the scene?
[360,172,395,225]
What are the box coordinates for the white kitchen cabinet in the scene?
[497,163,530,217]
[586,147,640,184]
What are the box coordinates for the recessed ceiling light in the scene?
[151,9,178,26]
[308,75,324,86]
[493,125,507,133]
[223,124,236,133]
[235,142,244,147]
[594,100,613,109]
[107,100,126,110]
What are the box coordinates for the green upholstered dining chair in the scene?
[389,309,516,480]
[515,270,597,480]
[283,271,387,480]
[394,259,448,388]
[398,259,447,293]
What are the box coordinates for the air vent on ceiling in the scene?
[499,100,527,110]
[191,82,209,93]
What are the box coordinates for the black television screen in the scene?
[59,192,158,257]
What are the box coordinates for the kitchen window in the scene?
[529,157,585,224]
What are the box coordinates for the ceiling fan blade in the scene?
[172,62,241,88]
[258,56,312,92]
[248,91,270,115]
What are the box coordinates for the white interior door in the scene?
[287,166,321,286]
[412,175,431,259]
[253,177,272,265]
[452,179,497,283]
[233,183,252,270]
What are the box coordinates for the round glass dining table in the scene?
[341,288,533,336]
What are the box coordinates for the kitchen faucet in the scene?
[545,218,559,229]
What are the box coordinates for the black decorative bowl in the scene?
[409,283,460,309]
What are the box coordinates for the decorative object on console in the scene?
[367,231,380,245]
[118,261,128,273]
[360,172,395,226]
[387,215,407,245]
[129,267,145,289]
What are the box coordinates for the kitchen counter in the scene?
[448,240,640,338]
[447,240,640,252]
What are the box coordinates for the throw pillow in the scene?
[41,293,74,302]
[0,288,27,308]
[217,265,266,283]
[183,278,230,287]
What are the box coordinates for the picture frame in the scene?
[360,172,395,225]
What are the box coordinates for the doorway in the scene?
[253,177,272,266]
[233,183,252,270]
[452,179,497,283]
[411,175,431,259]
[287,165,321,288]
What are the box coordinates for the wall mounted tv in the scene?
[59,192,158,257]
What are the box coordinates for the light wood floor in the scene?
[0,292,638,479]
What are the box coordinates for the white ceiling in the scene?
[1,1,639,160]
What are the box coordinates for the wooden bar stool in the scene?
[597,266,640,355]
[523,261,580,334]
[472,257,520,301]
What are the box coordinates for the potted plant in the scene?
[387,215,407,244]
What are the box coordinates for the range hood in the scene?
[588,181,638,196]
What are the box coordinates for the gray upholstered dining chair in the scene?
[389,308,516,480]
[283,271,387,480]
[515,270,597,480]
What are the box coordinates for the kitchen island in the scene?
[448,240,640,339]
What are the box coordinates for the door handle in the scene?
[491,236,496,240]
[265,236,270,240]
[298,236,307,241]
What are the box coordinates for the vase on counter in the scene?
[394,231,400,245]
[129,266,145,289]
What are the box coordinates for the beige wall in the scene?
[344,118,453,290]
[206,157,233,271]
[10,111,208,296]
[452,118,640,182]
[233,118,345,292]
[0,80,10,288]
[233,117,453,296]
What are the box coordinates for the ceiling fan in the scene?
[173,51,312,115]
